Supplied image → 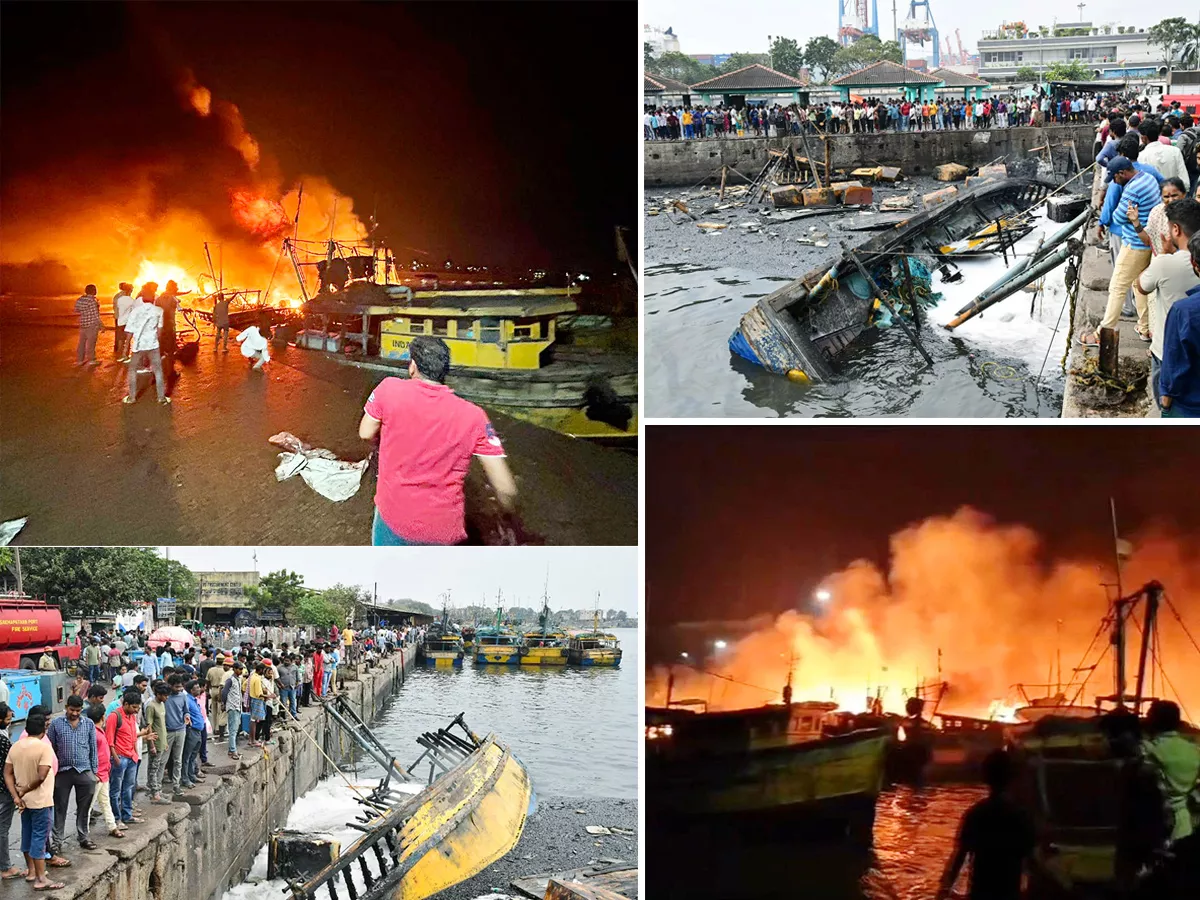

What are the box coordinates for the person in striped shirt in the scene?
[1085,157,1162,346]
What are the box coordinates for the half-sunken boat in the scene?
[286,703,533,900]
[567,607,622,667]
[1009,580,1200,895]
[728,178,1055,382]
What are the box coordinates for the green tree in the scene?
[1149,18,1200,77]
[19,547,195,618]
[718,52,771,74]
[804,36,840,83]
[292,593,342,628]
[832,36,899,76]
[1044,61,1092,82]
[243,569,306,617]
[319,583,371,624]
[399,599,436,616]
[769,37,804,77]
[1015,65,1038,83]
[0,548,12,573]
[652,51,715,86]
[644,41,656,69]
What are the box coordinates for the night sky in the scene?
[0,1,633,270]
[648,425,1200,635]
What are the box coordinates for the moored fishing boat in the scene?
[417,596,465,668]
[566,607,622,667]
[473,627,521,665]
[518,585,567,666]
[646,696,890,841]
[1009,580,1200,895]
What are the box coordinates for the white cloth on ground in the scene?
[268,432,369,502]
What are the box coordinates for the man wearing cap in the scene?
[37,648,57,672]
[1087,156,1162,347]
[206,656,229,741]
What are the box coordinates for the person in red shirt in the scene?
[359,336,518,545]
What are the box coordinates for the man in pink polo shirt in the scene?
[359,335,518,544]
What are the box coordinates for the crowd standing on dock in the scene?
[1086,109,1200,417]
[0,624,415,888]
[642,90,1150,141]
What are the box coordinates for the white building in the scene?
[977,22,1167,84]
[644,24,681,57]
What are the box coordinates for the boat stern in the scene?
[730,299,833,384]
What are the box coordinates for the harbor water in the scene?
[645,207,1074,418]
[222,630,637,900]
[654,784,985,899]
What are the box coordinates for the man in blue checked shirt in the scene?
[1085,156,1162,347]
[46,696,99,852]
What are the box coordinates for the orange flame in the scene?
[133,260,199,294]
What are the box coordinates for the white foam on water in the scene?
[221,776,426,900]
[925,209,1077,374]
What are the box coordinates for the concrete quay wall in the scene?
[644,124,1097,187]
[62,648,416,900]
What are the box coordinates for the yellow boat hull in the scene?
[520,647,568,665]
[475,649,521,665]
[568,649,622,667]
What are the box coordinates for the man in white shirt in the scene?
[1139,119,1189,191]
[1136,198,1200,409]
[123,283,170,405]
[112,283,134,363]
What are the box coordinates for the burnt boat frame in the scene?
[731,177,1055,381]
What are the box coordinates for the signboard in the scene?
[156,598,177,618]
[259,608,284,622]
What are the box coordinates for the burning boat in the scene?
[284,704,533,900]
[728,178,1058,383]
[1008,581,1200,895]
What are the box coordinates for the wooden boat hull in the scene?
[568,649,622,667]
[475,648,521,665]
[729,178,1053,382]
[297,734,534,900]
[420,652,463,669]
[519,646,568,665]
[648,718,888,829]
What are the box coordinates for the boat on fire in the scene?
[286,704,533,900]
[1008,581,1200,895]
[728,177,1057,383]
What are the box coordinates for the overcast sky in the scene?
[162,547,637,613]
[645,1,1198,58]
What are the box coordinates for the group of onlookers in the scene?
[0,626,415,888]
[644,90,1152,140]
[1088,107,1200,416]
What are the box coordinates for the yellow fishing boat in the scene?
[290,710,534,900]
[567,607,622,668]
[519,586,568,666]
[474,627,521,665]
[418,597,465,668]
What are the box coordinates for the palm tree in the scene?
[1181,23,1200,69]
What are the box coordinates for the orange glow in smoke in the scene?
[231,191,290,242]
[134,260,199,293]
[647,509,1200,724]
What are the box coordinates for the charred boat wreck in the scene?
[281,702,534,900]
[729,178,1057,383]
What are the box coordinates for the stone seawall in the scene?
[644,124,1097,187]
[59,648,416,900]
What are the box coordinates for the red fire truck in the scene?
[0,592,81,669]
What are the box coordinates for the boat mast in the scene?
[1133,583,1162,711]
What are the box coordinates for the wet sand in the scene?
[0,307,636,545]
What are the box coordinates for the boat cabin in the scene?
[379,292,578,370]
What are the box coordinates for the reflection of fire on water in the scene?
[648,508,1200,724]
